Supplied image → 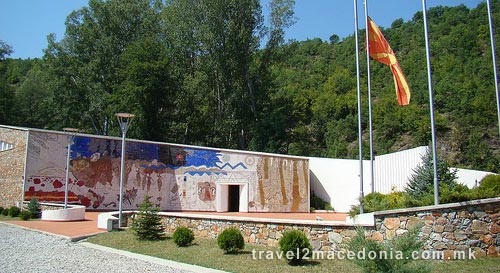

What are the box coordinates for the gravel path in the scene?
[0,223,222,273]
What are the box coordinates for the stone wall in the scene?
[157,198,500,257]
[0,127,27,208]
[160,214,358,251]
[373,198,500,257]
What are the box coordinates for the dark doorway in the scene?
[228,185,240,212]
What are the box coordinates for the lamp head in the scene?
[63,127,79,133]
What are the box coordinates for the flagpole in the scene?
[354,0,364,214]
[363,0,375,193]
[487,0,500,138]
[422,0,439,205]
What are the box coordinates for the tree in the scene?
[406,150,458,200]
[0,40,13,60]
[0,40,15,124]
[44,0,164,136]
[131,196,164,240]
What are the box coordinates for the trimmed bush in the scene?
[278,230,312,265]
[2,208,9,216]
[27,198,42,219]
[131,196,164,241]
[217,227,244,254]
[8,206,20,217]
[19,210,31,221]
[0,206,4,214]
[173,226,195,247]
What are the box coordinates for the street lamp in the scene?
[116,113,135,228]
[63,127,79,209]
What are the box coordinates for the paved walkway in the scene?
[4,211,104,241]
[0,223,224,273]
[3,211,348,241]
[1,211,347,273]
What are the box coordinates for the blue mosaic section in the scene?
[70,137,93,158]
[185,149,221,168]
[127,142,159,161]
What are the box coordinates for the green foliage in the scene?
[27,198,41,219]
[278,230,312,265]
[131,196,164,241]
[8,206,20,217]
[471,174,500,199]
[406,151,458,200]
[0,207,3,214]
[2,208,8,216]
[18,210,31,221]
[217,227,245,254]
[0,40,13,60]
[172,226,195,247]
[310,193,334,211]
[2,1,499,174]
[349,191,408,216]
[346,225,430,273]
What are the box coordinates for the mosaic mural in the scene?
[24,131,309,212]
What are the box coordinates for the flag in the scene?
[367,16,411,106]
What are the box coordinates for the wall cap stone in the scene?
[0,125,309,160]
[373,197,500,217]
[98,211,373,227]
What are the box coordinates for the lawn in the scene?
[85,230,500,273]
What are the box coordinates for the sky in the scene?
[0,0,486,59]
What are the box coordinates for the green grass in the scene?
[86,230,500,273]
[0,214,18,221]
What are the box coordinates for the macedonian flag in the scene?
[367,16,410,106]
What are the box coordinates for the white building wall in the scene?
[452,168,495,188]
[374,146,428,193]
[309,157,372,213]
[310,146,496,212]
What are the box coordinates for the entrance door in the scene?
[228,185,240,212]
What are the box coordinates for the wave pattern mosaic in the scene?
[24,131,309,212]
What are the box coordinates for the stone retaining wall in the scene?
[160,216,357,251]
[157,198,500,257]
[0,127,27,208]
[373,198,500,257]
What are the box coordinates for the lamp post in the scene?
[116,113,135,228]
[63,127,79,209]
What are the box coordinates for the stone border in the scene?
[157,212,365,227]
[373,197,500,216]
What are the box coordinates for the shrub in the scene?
[173,226,194,247]
[406,150,458,200]
[472,174,500,199]
[439,183,472,203]
[278,230,312,265]
[346,224,430,273]
[8,206,20,217]
[131,196,164,241]
[217,227,244,254]
[2,208,9,216]
[310,193,334,211]
[19,210,31,221]
[27,198,41,219]
[0,206,4,214]
[349,191,408,216]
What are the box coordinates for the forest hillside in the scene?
[0,0,498,173]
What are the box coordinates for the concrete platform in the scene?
[2,212,105,241]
